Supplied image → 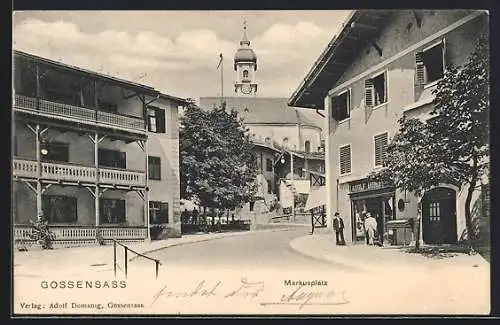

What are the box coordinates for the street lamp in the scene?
[40,138,49,156]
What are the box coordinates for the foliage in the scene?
[180,102,258,210]
[370,31,489,247]
[29,216,56,249]
[150,225,166,240]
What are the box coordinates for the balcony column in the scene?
[144,140,150,240]
[28,123,48,217]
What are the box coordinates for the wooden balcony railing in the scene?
[14,95,146,133]
[12,158,146,187]
[14,224,148,242]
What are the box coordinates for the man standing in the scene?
[364,212,377,245]
[333,212,346,246]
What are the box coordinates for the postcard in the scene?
[12,9,491,316]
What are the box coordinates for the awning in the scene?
[304,186,326,211]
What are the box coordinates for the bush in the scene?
[29,216,56,249]
[150,225,166,240]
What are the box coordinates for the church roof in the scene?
[199,97,322,129]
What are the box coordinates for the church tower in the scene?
[234,20,258,96]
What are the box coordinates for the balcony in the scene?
[12,158,146,188]
[13,95,146,134]
[14,224,147,246]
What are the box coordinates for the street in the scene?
[143,226,356,272]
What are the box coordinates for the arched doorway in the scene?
[422,187,457,244]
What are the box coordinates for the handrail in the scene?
[112,238,161,279]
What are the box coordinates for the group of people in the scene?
[331,211,380,246]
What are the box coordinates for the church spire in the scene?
[240,19,251,47]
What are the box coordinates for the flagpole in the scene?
[220,55,224,107]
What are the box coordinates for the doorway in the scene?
[422,187,457,244]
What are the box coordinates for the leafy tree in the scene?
[180,102,257,213]
[369,31,489,248]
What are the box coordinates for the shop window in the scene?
[41,141,69,163]
[365,71,387,107]
[42,195,77,223]
[304,140,311,153]
[98,149,126,169]
[149,201,168,224]
[416,40,446,85]
[374,132,388,167]
[147,106,166,133]
[100,198,126,224]
[148,156,161,180]
[339,144,351,175]
[332,90,350,122]
[266,158,273,172]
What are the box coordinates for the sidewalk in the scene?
[290,234,490,273]
[13,227,296,278]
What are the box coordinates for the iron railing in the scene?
[112,239,161,279]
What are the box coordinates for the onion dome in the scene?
[234,20,257,70]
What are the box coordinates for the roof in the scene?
[14,50,188,104]
[199,97,322,129]
[288,10,394,109]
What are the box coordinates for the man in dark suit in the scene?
[333,212,346,245]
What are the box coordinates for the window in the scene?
[365,71,387,107]
[98,100,118,113]
[243,70,249,78]
[339,145,351,175]
[264,137,271,145]
[266,158,273,172]
[374,132,388,167]
[429,202,441,222]
[41,141,69,163]
[332,90,350,122]
[42,195,77,223]
[148,156,161,180]
[98,149,126,169]
[304,141,311,153]
[100,198,126,224]
[282,137,289,148]
[149,201,168,224]
[147,106,166,133]
[416,41,446,85]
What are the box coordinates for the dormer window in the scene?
[243,70,249,78]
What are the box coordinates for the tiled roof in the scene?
[199,97,322,129]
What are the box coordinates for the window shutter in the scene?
[157,109,166,133]
[160,202,169,223]
[120,151,127,169]
[339,145,351,175]
[415,52,426,85]
[442,38,448,71]
[374,133,388,167]
[365,79,374,108]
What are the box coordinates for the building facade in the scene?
[289,10,489,244]
[12,50,187,246]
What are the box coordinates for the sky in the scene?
[12,10,351,101]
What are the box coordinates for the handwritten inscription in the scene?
[149,278,348,310]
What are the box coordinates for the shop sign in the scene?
[349,178,389,193]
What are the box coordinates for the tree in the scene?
[369,31,489,248]
[180,102,258,213]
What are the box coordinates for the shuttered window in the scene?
[150,201,168,224]
[148,106,166,133]
[339,145,351,175]
[365,72,387,107]
[374,132,388,167]
[415,40,446,85]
